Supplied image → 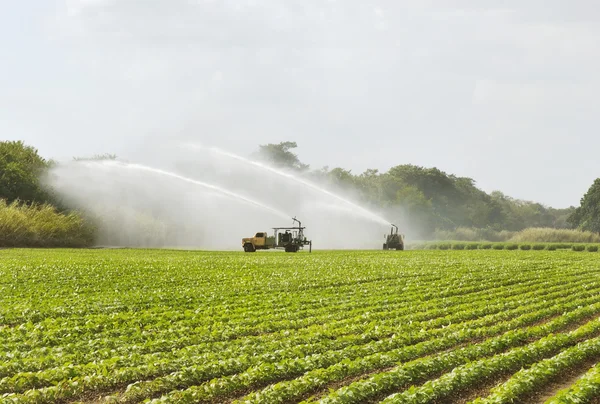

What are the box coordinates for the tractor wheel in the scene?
[398,244,404,251]
[383,243,388,250]
[243,243,256,253]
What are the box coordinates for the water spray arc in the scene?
[185,143,390,226]
[84,160,291,220]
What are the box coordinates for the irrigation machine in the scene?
[242,217,313,253]
[383,224,405,250]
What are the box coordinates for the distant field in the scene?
[2,249,600,403]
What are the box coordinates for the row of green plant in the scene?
[547,362,600,403]
[409,241,600,252]
[5,250,600,402]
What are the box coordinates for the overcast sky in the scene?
[2,1,599,208]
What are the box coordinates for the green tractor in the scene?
[383,224,404,250]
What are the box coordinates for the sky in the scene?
[1,1,599,209]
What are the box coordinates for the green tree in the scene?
[252,140,573,237]
[326,167,355,188]
[568,179,600,233]
[395,185,440,234]
[252,141,309,171]
[0,140,51,204]
[355,169,382,205]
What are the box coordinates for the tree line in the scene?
[253,141,600,236]
[1,139,599,246]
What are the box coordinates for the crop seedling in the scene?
[2,249,600,403]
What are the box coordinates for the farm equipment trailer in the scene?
[242,217,313,253]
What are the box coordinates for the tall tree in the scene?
[0,140,50,204]
[252,141,309,171]
[568,179,600,233]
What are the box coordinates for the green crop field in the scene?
[2,249,600,403]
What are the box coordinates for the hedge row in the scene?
[408,241,600,252]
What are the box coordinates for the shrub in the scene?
[433,227,515,242]
[572,245,585,252]
[497,230,515,242]
[452,243,466,250]
[546,244,557,251]
[0,199,95,248]
[532,244,546,250]
[519,244,531,250]
[434,228,478,242]
[505,244,519,250]
[479,243,493,250]
[465,243,479,250]
[437,243,451,250]
[492,243,505,250]
[510,228,600,243]
[587,245,599,252]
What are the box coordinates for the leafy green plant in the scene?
[519,244,531,250]
[3,249,600,403]
[587,245,599,252]
[474,335,600,403]
[546,362,600,403]
[505,244,519,250]
[572,245,586,252]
